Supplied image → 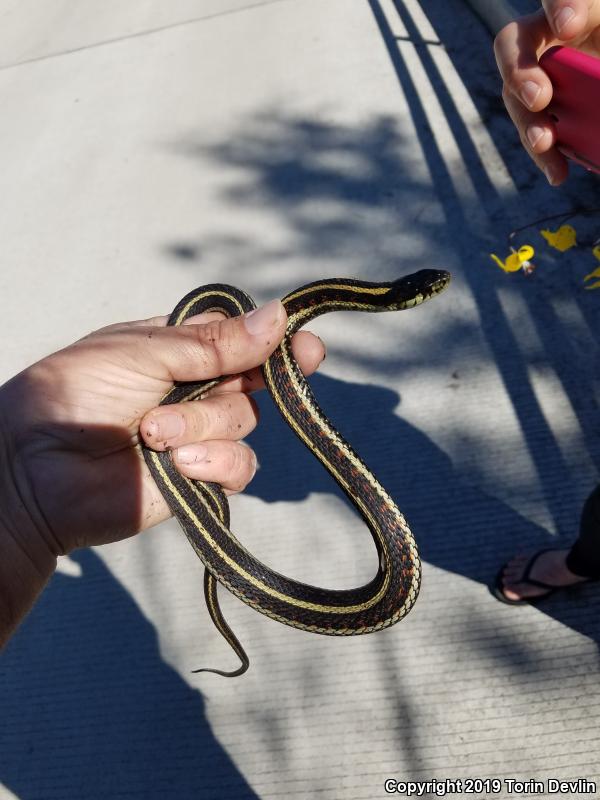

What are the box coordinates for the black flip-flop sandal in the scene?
[492,549,566,606]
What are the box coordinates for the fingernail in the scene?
[243,299,284,335]
[554,6,575,34]
[175,444,208,465]
[544,164,559,185]
[146,413,185,442]
[520,80,541,109]
[526,125,545,149]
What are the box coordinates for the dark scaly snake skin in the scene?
[142,270,451,675]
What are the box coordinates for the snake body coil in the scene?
[143,270,450,676]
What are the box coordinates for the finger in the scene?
[494,13,556,112]
[125,299,287,387]
[541,0,590,39]
[172,440,257,495]
[503,89,569,183]
[165,300,285,381]
[208,330,327,395]
[140,392,259,450]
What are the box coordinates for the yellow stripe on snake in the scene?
[142,270,450,676]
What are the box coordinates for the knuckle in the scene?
[192,319,237,370]
[187,394,258,440]
[518,129,531,153]
[195,319,227,347]
[230,443,253,476]
[493,20,516,62]
[496,19,515,39]
[530,154,546,174]
[224,394,258,438]
[227,445,256,489]
[187,401,212,438]
[175,323,224,378]
[502,69,521,98]
[493,30,506,59]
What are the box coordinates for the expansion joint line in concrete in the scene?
[0,0,294,72]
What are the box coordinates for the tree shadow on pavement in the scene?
[168,81,600,649]
[246,373,600,646]
[0,549,258,800]
[368,0,600,641]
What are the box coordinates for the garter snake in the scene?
[143,270,450,676]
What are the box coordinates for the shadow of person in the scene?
[246,372,600,643]
[0,549,258,800]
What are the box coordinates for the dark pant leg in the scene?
[566,484,600,578]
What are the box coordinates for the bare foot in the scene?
[500,549,589,602]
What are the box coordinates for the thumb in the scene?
[137,298,287,385]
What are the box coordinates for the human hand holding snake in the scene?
[0,270,450,674]
[0,298,324,646]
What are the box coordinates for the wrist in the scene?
[0,393,57,647]
[0,520,57,648]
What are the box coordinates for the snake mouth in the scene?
[388,269,451,308]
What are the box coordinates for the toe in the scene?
[499,554,549,601]
[501,581,547,602]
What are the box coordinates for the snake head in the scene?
[389,269,451,309]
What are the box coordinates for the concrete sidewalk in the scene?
[1,1,600,798]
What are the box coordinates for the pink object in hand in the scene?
[540,45,600,174]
